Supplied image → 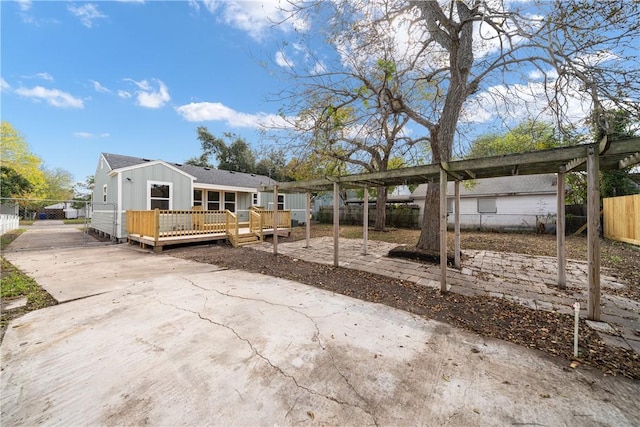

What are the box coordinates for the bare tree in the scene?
[275,0,640,251]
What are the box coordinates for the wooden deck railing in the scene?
[126,208,291,245]
[251,209,291,230]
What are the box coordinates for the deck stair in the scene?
[235,232,261,247]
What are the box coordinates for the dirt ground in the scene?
[167,225,640,380]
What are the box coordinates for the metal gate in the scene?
[0,198,118,251]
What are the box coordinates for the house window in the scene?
[224,192,236,212]
[277,194,285,210]
[447,198,453,214]
[103,185,107,203]
[148,181,172,210]
[252,193,258,206]
[193,190,203,207]
[207,191,220,210]
[477,197,497,213]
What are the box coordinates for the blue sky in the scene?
[3,1,634,186]
[2,0,299,183]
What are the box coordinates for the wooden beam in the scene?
[363,185,368,255]
[305,191,311,248]
[454,180,461,269]
[440,167,448,293]
[464,170,476,179]
[619,152,640,169]
[564,157,586,173]
[273,185,278,255]
[333,182,340,268]
[587,145,601,321]
[557,172,566,289]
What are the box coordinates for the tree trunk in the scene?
[374,186,387,231]
[417,182,440,250]
[414,2,474,253]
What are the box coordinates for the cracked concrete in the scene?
[253,237,640,355]
[2,244,639,425]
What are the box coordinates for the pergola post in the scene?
[557,170,566,289]
[363,185,368,255]
[440,167,448,293]
[305,191,311,248]
[333,182,340,267]
[587,145,601,320]
[454,180,461,269]
[273,184,278,255]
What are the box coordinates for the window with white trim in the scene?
[252,193,258,206]
[207,191,220,210]
[224,192,236,212]
[447,198,453,214]
[477,197,497,213]
[103,185,107,203]
[148,181,172,210]
[277,194,285,210]
[193,189,203,207]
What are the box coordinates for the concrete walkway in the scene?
[2,220,106,252]
[253,237,640,355]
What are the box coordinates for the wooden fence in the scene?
[603,194,639,246]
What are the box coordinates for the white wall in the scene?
[417,193,557,231]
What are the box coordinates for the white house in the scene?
[91,153,307,241]
[412,174,560,232]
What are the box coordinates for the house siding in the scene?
[120,164,193,211]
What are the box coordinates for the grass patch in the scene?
[0,229,25,251]
[19,220,34,226]
[1,230,57,342]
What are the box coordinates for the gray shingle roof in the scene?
[102,153,276,189]
[412,174,559,198]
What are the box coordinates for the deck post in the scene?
[305,191,311,248]
[363,185,368,255]
[454,180,460,269]
[153,208,160,245]
[557,170,566,289]
[587,145,601,320]
[273,185,279,255]
[440,167,448,293]
[333,181,339,267]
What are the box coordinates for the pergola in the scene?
[261,137,640,321]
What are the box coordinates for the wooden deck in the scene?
[126,208,291,252]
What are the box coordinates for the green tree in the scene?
[187,127,257,173]
[40,167,74,201]
[0,121,46,197]
[466,121,561,159]
[0,166,33,198]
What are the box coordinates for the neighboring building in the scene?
[412,174,560,232]
[92,153,307,241]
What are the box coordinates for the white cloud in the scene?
[15,86,84,108]
[90,80,111,93]
[68,3,107,28]
[118,90,132,99]
[74,131,110,138]
[0,78,11,92]
[175,102,290,129]
[200,1,308,41]
[21,72,54,81]
[124,78,171,108]
[16,0,32,12]
[275,51,294,68]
